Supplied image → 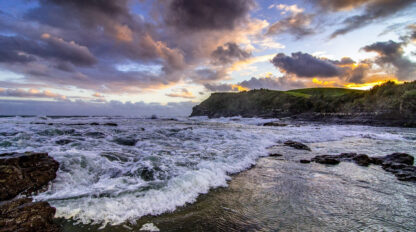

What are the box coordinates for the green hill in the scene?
[191,81,416,127]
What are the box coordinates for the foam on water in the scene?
[0,116,414,226]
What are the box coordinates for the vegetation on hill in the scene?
[191,81,416,126]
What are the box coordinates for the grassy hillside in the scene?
[191,81,416,125]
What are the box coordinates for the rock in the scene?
[299,159,311,164]
[104,122,118,127]
[269,153,283,157]
[263,122,287,127]
[0,198,60,232]
[85,131,106,138]
[0,152,59,201]
[55,139,72,145]
[352,154,372,166]
[383,153,414,165]
[311,155,340,165]
[90,122,100,126]
[311,152,416,182]
[113,138,137,146]
[284,140,311,151]
[140,167,154,181]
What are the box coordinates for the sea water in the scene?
[0,116,414,231]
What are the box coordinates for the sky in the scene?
[0,0,415,116]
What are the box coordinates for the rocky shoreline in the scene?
[0,152,60,232]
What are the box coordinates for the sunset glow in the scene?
[0,0,415,115]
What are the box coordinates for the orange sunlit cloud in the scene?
[345,79,405,90]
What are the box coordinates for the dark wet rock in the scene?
[113,138,137,146]
[90,122,100,126]
[263,122,287,127]
[0,198,60,232]
[0,152,59,201]
[383,153,414,165]
[85,131,106,138]
[269,153,283,157]
[140,167,154,181]
[299,159,311,164]
[311,152,415,182]
[150,115,158,119]
[311,155,340,165]
[55,139,73,145]
[104,122,118,127]
[352,154,372,166]
[284,140,311,151]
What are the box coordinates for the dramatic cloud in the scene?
[203,83,245,92]
[166,0,254,31]
[204,75,305,92]
[317,0,416,38]
[0,100,196,117]
[266,4,315,39]
[0,34,96,66]
[190,69,227,84]
[211,42,251,65]
[239,76,305,90]
[166,88,195,99]
[363,40,416,80]
[271,52,341,77]
[0,88,67,100]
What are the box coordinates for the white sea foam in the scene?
[0,116,414,226]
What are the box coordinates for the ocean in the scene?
[0,116,415,231]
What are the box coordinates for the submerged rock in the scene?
[311,155,340,165]
[0,152,59,200]
[310,152,415,182]
[104,122,118,127]
[113,138,138,146]
[263,122,287,127]
[55,139,73,145]
[0,198,60,232]
[284,140,311,151]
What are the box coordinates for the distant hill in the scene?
[191,81,416,127]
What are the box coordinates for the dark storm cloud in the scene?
[319,0,416,38]
[362,40,416,80]
[271,52,341,77]
[266,13,315,39]
[166,0,254,31]
[0,34,96,66]
[211,42,251,65]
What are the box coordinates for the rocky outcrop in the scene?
[0,152,60,232]
[0,152,59,201]
[0,198,60,232]
[309,152,415,182]
[284,140,311,151]
[263,122,287,127]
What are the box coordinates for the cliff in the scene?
[191,81,416,127]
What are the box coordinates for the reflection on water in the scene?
[60,138,416,232]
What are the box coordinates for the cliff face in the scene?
[191,81,416,126]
